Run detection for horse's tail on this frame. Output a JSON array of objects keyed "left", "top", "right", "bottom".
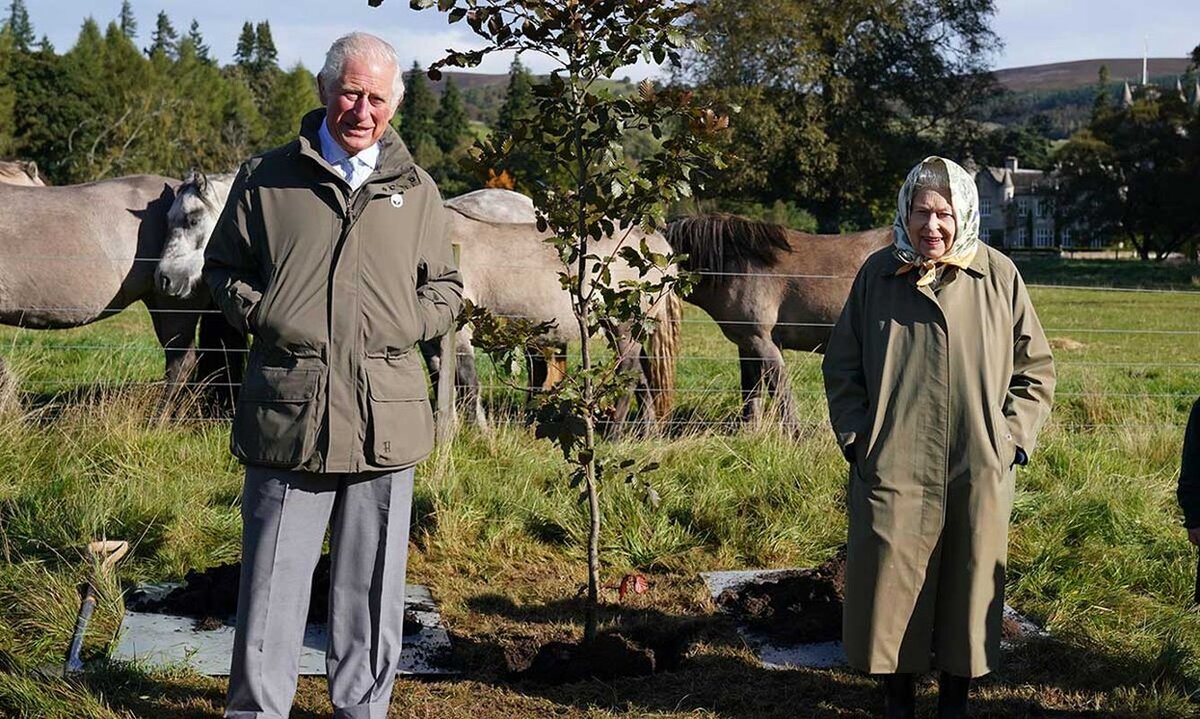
[{"left": 646, "top": 291, "right": 681, "bottom": 419}]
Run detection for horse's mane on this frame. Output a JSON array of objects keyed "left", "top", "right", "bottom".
[{"left": 665, "top": 213, "right": 792, "bottom": 278}]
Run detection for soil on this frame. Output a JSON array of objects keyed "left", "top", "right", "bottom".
[
  {"left": 508, "top": 620, "right": 705, "bottom": 684},
  {"left": 715, "top": 549, "right": 847, "bottom": 645},
  {"left": 131, "top": 555, "right": 423, "bottom": 635},
  {"left": 715, "top": 548, "right": 1035, "bottom": 645}
]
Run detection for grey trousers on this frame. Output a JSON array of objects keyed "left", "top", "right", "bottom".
[{"left": 225, "top": 466, "right": 415, "bottom": 719}]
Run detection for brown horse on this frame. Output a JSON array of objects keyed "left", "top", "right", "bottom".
[{"left": 665, "top": 214, "right": 892, "bottom": 425}]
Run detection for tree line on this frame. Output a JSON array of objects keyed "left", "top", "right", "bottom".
[
  {"left": 3, "top": 0, "right": 1198, "bottom": 255},
  {"left": 0, "top": 0, "right": 482, "bottom": 191}
]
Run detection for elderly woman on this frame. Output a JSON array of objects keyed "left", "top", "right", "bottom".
[{"left": 822, "top": 156, "right": 1055, "bottom": 718}]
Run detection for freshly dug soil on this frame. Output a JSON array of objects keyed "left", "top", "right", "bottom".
[
  {"left": 715, "top": 549, "right": 1034, "bottom": 645},
  {"left": 715, "top": 549, "right": 847, "bottom": 645},
  {"left": 133, "top": 555, "right": 423, "bottom": 634},
  {"left": 510, "top": 620, "right": 704, "bottom": 684}
]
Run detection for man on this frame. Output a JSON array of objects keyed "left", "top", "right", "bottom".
[
  {"left": 203, "top": 32, "right": 462, "bottom": 719},
  {"left": 823, "top": 157, "right": 1055, "bottom": 718}
]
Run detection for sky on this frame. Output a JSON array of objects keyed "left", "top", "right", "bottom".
[{"left": 23, "top": 0, "right": 1200, "bottom": 81}]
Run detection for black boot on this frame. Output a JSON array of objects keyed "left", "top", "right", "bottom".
[
  {"left": 883, "top": 672, "right": 915, "bottom": 719},
  {"left": 937, "top": 671, "right": 971, "bottom": 719}
]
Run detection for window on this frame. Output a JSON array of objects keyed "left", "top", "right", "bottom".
[
  {"left": 1035, "top": 226, "right": 1053, "bottom": 247},
  {"left": 980, "top": 197, "right": 992, "bottom": 218},
  {"left": 1015, "top": 227, "right": 1028, "bottom": 246},
  {"left": 1017, "top": 197, "right": 1031, "bottom": 217},
  {"left": 1060, "top": 227, "right": 1072, "bottom": 247},
  {"left": 1036, "top": 197, "right": 1050, "bottom": 218}
]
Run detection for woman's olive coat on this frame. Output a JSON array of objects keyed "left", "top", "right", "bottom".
[{"left": 822, "top": 243, "right": 1055, "bottom": 677}]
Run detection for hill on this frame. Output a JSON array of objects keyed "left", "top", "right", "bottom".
[{"left": 995, "top": 57, "right": 1193, "bottom": 92}]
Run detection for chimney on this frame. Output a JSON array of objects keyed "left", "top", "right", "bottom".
[{"left": 1004, "top": 156, "right": 1018, "bottom": 174}]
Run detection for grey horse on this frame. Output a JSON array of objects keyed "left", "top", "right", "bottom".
[{"left": 0, "top": 176, "right": 216, "bottom": 390}]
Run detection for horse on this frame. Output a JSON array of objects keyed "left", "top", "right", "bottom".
[
  {"left": 0, "top": 176, "right": 218, "bottom": 391},
  {"left": 0, "top": 159, "right": 45, "bottom": 187},
  {"left": 151, "top": 171, "right": 245, "bottom": 407},
  {"left": 665, "top": 214, "right": 892, "bottom": 425},
  {"left": 157, "top": 181, "right": 680, "bottom": 431}
]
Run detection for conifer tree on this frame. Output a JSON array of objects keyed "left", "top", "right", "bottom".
[
  {"left": 187, "top": 19, "right": 210, "bottom": 64},
  {"left": 4, "top": 0, "right": 33, "bottom": 52},
  {"left": 147, "top": 11, "right": 178, "bottom": 60},
  {"left": 253, "top": 21, "right": 278, "bottom": 73},
  {"left": 118, "top": 0, "right": 136, "bottom": 40},
  {"left": 399, "top": 60, "right": 437, "bottom": 149},
  {"left": 234, "top": 21, "right": 255, "bottom": 68},
  {"left": 433, "top": 76, "right": 468, "bottom": 152}
]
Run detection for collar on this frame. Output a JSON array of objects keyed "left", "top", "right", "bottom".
[
  {"left": 317, "top": 116, "right": 380, "bottom": 174},
  {"left": 880, "top": 242, "right": 991, "bottom": 279}
]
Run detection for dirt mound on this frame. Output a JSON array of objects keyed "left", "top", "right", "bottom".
[
  {"left": 715, "top": 549, "right": 846, "bottom": 644},
  {"left": 715, "top": 549, "right": 1034, "bottom": 645},
  {"left": 133, "top": 555, "right": 421, "bottom": 634},
  {"left": 508, "top": 619, "right": 704, "bottom": 684}
]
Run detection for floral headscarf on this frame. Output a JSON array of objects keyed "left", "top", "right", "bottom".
[{"left": 893, "top": 156, "right": 980, "bottom": 287}]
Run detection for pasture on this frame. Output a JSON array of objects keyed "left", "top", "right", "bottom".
[{"left": 1, "top": 258, "right": 1200, "bottom": 718}]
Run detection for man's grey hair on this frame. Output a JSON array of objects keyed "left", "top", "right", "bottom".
[
  {"left": 319, "top": 32, "right": 406, "bottom": 108},
  {"left": 910, "top": 158, "right": 952, "bottom": 200}
]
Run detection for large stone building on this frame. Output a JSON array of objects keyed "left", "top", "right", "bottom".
[{"left": 969, "top": 156, "right": 1080, "bottom": 250}]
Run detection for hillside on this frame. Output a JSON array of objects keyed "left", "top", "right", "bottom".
[{"left": 995, "top": 57, "right": 1193, "bottom": 92}]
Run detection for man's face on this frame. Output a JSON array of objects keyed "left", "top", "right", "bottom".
[
  {"left": 320, "top": 56, "right": 397, "bottom": 155},
  {"left": 906, "top": 188, "right": 957, "bottom": 260}
]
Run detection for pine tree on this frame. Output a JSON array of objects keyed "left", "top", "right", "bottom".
[
  {"left": 5, "top": 0, "right": 34, "bottom": 52},
  {"left": 253, "top": 21, "right": 278, "bottom": 73},
  {"left": 234, "top": 21, "right": 255, "bottom": 68},
  {"left": 118, "top": 0, "right": 136, "bottom": 40},
  {"left": 434, "top": 76, "right": 468, "bottom": 153},
  {"left": 495, "top": 57, "right": 535, "bottom": 137},
  {"left": 0, "top": 24, "right": 14, "bottom": 155},
  {"left": 399, "top": 60, "right": 437, "bottom": 149},
  {"left": 264, "top": 64, "right": 319, "bottom": 147},
  {"left": 146, "top": 11, "right": 178, "bottom": 60},
  {"left": 35, "top": 33, "right": 51, "bottom": 53},
  {"left": 187, "top": 19, "right": 210, "bottom": 64}
]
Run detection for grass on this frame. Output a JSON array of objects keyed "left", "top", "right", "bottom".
[{"left": 1, "top": 264, "right": 1200, "bottom": 717}]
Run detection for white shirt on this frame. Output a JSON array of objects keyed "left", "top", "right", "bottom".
[{"left": 318, "top": 119, "right": 380, "bottom": 192}]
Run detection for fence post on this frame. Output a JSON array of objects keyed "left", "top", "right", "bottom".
[{"left": 435, "top": 242, "right": 461, "bottom": 446}]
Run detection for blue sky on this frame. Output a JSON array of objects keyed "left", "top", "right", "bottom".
[{"left": 25, "top": 1, "right": 1200, "bottom": 79}]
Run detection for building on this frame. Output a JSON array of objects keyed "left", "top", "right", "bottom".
[{"left": 970, "top": 156, "right": 1081, "bottom": 250}]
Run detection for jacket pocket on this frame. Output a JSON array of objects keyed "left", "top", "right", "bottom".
[
  {"left": 365, "top": 356, "right": 434, "bottom": 468},
  {"left": 992, "top": 405, "right": 1016, "bottom": 468},
  {"left": 231, "top": 366, "right": 322, "bottom": 467}
]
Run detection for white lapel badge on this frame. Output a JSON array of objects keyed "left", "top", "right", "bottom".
[{"left": 390, "top": 193, "right": 405, "bottom": 208}]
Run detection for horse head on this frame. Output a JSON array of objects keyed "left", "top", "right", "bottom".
[
  {"left": 0, "top": 159, "right": 45, "bottom": 186},
  {"left": 156, "top": 170, "right": 234, "bottom": 299}
]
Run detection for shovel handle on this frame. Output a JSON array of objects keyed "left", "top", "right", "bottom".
[{"left": 87, "top": 540, "right": 129, "bottom": 573}]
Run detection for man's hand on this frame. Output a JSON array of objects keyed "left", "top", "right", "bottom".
[{"left": 1188, "top": 527, "right": 1200, "bottom": 546}]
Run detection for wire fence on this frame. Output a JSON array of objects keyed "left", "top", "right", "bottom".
[{"left": 2, "top": 261, "right": 1199, "bottom": 435}]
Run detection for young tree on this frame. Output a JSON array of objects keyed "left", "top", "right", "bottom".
[
  {"left": 3, "top": 0, "right": 33, "bottom": 52},
  {"left": 118, "top": 0, "right": 137, "bottom": 40},
  {"left": 406, "top": 0, "right": 727, "bottom": 643},
  {"left": 433, "top": 76, "right": 468, "bottom": 152}
]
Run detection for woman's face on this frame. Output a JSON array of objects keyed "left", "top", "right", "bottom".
[{"left": 907, "top": 188, "right": 956, "bottom": 260}]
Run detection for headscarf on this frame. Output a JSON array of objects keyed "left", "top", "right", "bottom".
[{"left": 893, "top": 156, "right": 980, "bottom": 288}]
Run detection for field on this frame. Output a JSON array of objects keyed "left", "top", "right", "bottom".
[{"left": 1, "top": 256, "right": 1200, "bottom": 718}]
